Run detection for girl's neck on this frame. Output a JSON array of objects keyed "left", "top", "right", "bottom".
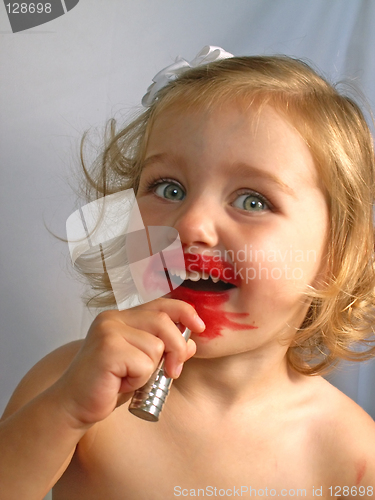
[{"left": 173, "top": 345, "right": 301, "bottom": 415}]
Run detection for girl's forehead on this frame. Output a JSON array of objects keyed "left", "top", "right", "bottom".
[
  {"left": 148, "top": 99, "right": 302, "bottom": 148},
  {"left": 144, "top": 101, "right": 320, "bottom": 191}
]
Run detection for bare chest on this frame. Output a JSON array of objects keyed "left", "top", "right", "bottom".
[{"left": 52, "top": 406, "right": 331, "bottom": 500}]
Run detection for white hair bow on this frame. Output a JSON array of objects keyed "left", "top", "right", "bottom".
[{"left": 142, "top": 45, "right": 234, "bottom": 107}]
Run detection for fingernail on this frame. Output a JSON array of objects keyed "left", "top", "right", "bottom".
[
  {"left": 174, "top": 363, "right": 184, "bottom": 378},
  {"left": 196, "top": 315, "right": 206, "bottom": 329}
]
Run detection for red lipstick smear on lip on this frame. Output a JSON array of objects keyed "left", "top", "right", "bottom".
[{"left": 169, "top": 287, "right": 257, "bottom": 340}]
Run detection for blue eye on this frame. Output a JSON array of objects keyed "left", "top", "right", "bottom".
[
  {"left": 154, "top": 182, "right": 185, "bottom": 201},
  {"left": 233, "top": 193, "right": 269, "bottom": 212}
]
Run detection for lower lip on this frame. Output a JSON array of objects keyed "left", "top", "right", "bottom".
[{"left": 169, "top": 286, "right": 256, "bottom": 339}]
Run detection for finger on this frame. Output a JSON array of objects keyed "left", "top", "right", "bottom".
[
  {"left": 118, "top": 316, "right": 193, "bottom": 380},
  {"left": 119, "top": 314, "right": 196, "bottom": 379},
  {"left": 186, "top": 338, "right": 197, "bottom": 359},
  {"left": 110, "top": 338, "right": 162, "bottom": 394},
  {"left": 115, "top": 324, "right": 166, "bottom": 366},
  {"left": 126, "top": 298, "right": 206, "bottom": 334},
  {"left": 93, "top": 301, "right": 203, "bottom": 379},
  {"left": 164, "top": 338, "right": 197, "bottom": 380},
  {"left": 120, "top": 310, "right": 191, "bottom": 376},
  {"left": 87, "top": 313, "right": 165, "bottom": 367}
]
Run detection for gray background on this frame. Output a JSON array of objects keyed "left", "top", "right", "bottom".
[{"left": 1, "top": 1, "right": 374, "bottom": 498}]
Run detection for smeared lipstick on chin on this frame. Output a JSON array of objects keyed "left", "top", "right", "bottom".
[
  {"left": 169, "top": 253, "right": 257, "bottom": 339},
  {"left": 169, "top": 287, "right": 256, "bottom": 339}
]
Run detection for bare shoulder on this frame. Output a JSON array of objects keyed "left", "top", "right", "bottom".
[
  {"left": 1, "top": 340, "right": 84, "bottom": 420},
  {"left": 308, "top": 376, "right": 375, "bottom": 488}
]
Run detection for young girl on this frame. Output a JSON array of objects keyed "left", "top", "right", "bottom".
[{"left": 1, "top": 46, "right": 375, "bottom": 499}]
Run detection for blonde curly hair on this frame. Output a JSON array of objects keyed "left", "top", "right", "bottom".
[{"left": 79, "top": 55, "right": 375, "bottom": 375}]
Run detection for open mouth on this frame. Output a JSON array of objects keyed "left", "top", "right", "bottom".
[
  {"left": 168, "top": 269, "right": 236, "bottom": 292},
  {"left": 181, "top": 278, "right": 235, "bottom": 292}
]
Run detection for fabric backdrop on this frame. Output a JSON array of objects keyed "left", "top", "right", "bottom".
[{"left": 1, "top": 0, "right": 374, "bottom": 469}]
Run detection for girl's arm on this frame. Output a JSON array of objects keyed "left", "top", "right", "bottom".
[
  {"left": 0, "top": 341, "right": 87, "bottom": 500},
  {"left": 0, "top": 300, "right": 202, "bottom": 500}
]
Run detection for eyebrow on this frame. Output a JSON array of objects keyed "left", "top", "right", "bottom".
[
  {"left": 142, "top": 154, "right": 178, "bottom": 170},
  {"left": 229, "top": 162, "right": 296, "bottom": 198},
  {"left": 142, "top": 154, "right": 296, "bottom": 198}
]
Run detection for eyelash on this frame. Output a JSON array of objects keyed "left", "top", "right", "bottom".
[
  {"left": 145, "top": 177, "right": 180, "bottom": 192},
  {"left": 144, "top": 177, "right": 273, "bottom": 212}
]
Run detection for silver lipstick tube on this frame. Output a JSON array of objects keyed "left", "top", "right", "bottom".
[{"left": 128, "top": 327, "right": 191, "bottom": 422}]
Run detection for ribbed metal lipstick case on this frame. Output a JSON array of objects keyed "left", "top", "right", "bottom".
[{"left": 128, "top": 327, "right": 191, "bottom": 422}]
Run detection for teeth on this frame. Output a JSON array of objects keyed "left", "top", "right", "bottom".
[
  {"left": 169, "top": 269, "right": 187, "bottom": 279},
  {"left": 169, "top": 268, "right": 228, "bottom": 283},
  {"left": 187, "top": 271, "right": 200, "bottom": 281},
  {"left": 178, "top": 269, "right": 187, "bottom": 279}
]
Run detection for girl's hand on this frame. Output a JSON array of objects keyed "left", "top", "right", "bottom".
[{"left": 55, "top": 298, "right": 204, "bottom": 427}]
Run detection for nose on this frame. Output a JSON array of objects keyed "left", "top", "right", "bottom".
[{"left": 172, "top": 196, "right": 219, "bottom": 250}]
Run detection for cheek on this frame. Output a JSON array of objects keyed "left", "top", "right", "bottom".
[
  {"left": 239, "top": 260, "right": 312, "bottom": 296},
  {"left": 136, "top": 197, "right": 162, "bottom": 226},
  {"left": 236, "top": 255, "right": 315, "bottom": 332},
  {"left": 235, "top": 231, "right": 327, "bottom": 299}
]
